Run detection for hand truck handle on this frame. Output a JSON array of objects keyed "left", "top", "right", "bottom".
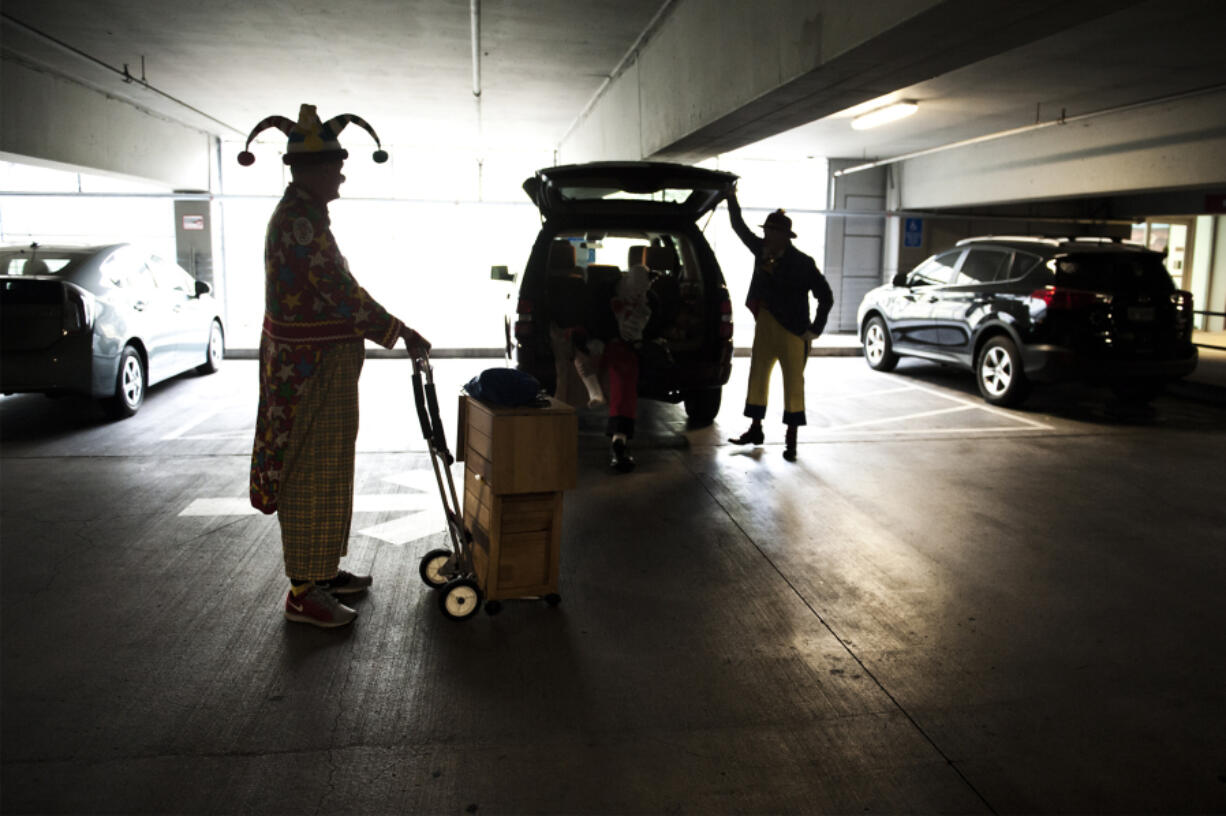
[{"left": 410, "top": 354, "right": 454, "bottom": 466}]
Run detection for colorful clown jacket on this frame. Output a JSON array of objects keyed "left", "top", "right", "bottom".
[{"left": 249, "top": 182, "right": 402, "bottom": 513}]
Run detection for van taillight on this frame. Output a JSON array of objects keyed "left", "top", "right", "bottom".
[
  {"left": 1030, "top": 286, "right": 1103, "bottom": 310},
  {"left": 718, "top": 295, "right": 733, "bottom": 339},
  {"left": 514, "top": 297, "right": 533, "bottom": 339}
]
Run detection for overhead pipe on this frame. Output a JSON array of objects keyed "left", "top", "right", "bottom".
[
  {"left": 832, "top": 82, "right": 1226, "bottom": 177},
  {"left": 470, "top": 0, "right": 481, "bottom": 97}
]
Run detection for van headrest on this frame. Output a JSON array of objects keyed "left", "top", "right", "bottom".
[{"left": 548, "top": 240, "right": 576, "bottom": 274}]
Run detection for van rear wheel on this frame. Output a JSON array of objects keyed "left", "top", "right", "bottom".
[{"left": 683, "top": 387, "right": 721, "bottom": 428}]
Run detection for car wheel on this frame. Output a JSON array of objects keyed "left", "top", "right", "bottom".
[
  {"left": 197, "top": 320, "right": 224, "bottom": 374},
  {"left": 106, "top": 346, "right": 145, "bottom": 419},
  {"left": 683, "top": 387, "right": 722, "bottom": 428},
  {"left": 863, "top": 316, "right": 899, "bottom": 372},
  {"left": 976, "top": 336, "right": 1030, "bottom": 406}
]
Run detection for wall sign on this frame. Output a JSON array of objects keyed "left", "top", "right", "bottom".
[
  {"left": 903, "top": 217, "right": 923, "bottom": 248},
  {"left": 182, "top": 215, "right": 205, "bottom": 231}
]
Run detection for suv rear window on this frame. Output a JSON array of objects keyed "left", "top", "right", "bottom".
[
  {"left": 557, "top": 186, "right": 698, "bottom": 205},
  {"left": 1054, "top": 253, "right": 1174, "bottom": 295}
]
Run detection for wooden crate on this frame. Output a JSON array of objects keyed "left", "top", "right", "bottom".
[
  {"left": 457, "top": 395, "right": 577, "bottom": 494},
  {"left": 457, "top": 395, "right": 576, "bottom": 601}
]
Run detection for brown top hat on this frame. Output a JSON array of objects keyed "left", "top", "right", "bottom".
[{"left": 761, "top": 209, "right": 796, "bottom": 238}]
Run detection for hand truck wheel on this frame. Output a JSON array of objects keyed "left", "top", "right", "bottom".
[
  {"left": 439, "top": 577, "right": 482, "bottom": 621},
  {"left": 419, "top": 548, "right": 453, "bottom": 589},
  {"left": 544, "top": 593, "right": 561, "bottom": 607}
]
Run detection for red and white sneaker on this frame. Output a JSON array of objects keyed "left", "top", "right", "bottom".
[{"left": 283, "top": 585, "right": 358, "bottom": 628}]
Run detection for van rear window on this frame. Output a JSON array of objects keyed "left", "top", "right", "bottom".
[{"left": 1053, "top": 253, "right": 1174, "bottom": 295}]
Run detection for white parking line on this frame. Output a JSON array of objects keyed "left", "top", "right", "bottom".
[
  {"left": 810, "top": 385, "right": 916, "bottom": 402},
  {"left": 899, "top": 380, "right": 1054, "bottom": 430},
  {"left": 161, "top": 404, "right": 243, "bottom": 441},
  {"left": 819, "top": 404, "right": 975, "bottom": 431}
]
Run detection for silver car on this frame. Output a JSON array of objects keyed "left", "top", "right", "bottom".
[{"left": 1, "top": 243, "right": 224, "bottom": 418}]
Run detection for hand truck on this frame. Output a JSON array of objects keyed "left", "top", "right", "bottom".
[{"left": 411, "top": 354, "right": 484, "bottom": 621}]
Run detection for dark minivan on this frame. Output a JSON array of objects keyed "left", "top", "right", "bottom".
[
  {"left": 510, "top": 161, "right": 737, "bottom": 425},
  {"left": 856, "top": 236, "right": 1197, "bottom": 406}
]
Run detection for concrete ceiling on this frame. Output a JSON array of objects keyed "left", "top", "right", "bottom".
[
  {"left": 2, "top": 0, "right": 1225, "bottom": 169},
  {"left": 0, "top": 0, "right": 665, "bottom": 158},
  {"left": 726, "top": 0, "right": 1226, "bottom": 164}
]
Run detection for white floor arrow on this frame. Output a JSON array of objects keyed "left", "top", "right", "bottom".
[{"left": 178, "top": 467, "right": 461, "bottom": 547}]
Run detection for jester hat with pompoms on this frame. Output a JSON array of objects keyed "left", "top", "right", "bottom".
[{"left": 236, "top": 103, "right": 388, "bottom": 167}]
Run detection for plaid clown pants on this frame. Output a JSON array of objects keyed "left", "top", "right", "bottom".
[{"left": 278, "top": 342, "right": 364, "bottom": 581}]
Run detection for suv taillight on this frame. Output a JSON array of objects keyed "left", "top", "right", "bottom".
[
  {"left": 718, "top": 295, "right": 733, "bottom": 339},
  {"left": 514, "top": 297, "right": 533, "bottom": 339},
  {"left": 62, "top": 283, "right": 96, "bottom": 333},
  {"left": 1029, "top": 286, "right": 1104, "bottom": 310},
  {"left": 1172, "top": 290, "right": 1193, "bottom": 335}
]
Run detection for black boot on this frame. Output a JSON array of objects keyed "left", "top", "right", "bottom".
[
  {"left": 610, "top": 438, "right": 636, "bottom": 472},
  {"left": 783, "top": 425, "right": 798, "bottom": 461},
  {"left": 728, "top": 421, "right": 764, "bottom": 446}
]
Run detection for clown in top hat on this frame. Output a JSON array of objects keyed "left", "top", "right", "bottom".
[
  {"left": 724, "top": 186, "right": 834, "bottom": 463},
  {"left": 240, "top": 103, "right": 430, "bottom": 630}
]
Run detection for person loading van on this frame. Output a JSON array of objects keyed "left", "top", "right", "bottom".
[{"left": 726, "top": 189, "right": 833, "bottom": 461}]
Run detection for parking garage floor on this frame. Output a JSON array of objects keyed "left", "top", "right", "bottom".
[{"left": 3, "top": 353, "right": 1225, "bottom": 815}]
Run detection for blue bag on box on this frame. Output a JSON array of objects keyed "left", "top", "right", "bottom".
[{"left": 464, "top": 368, "right": 548, "bottom": 406}]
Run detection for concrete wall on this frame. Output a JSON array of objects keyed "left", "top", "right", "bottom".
[
  {"left": 2, "top": 54, "right": 213, "bottom": 191},
  {"left": 895, "top": 89, "right": 1226, "bottom": 211},
  {"left": 1203, "top": 216, "right": 1226, "bottom": 332}
]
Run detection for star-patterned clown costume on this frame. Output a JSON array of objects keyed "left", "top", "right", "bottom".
[{"left": 249, "top": 181, "right": 402, "bottom": 526}]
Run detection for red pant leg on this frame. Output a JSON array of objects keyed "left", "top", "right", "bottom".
[{"left": 603, "top": 339, "right": 639, "bottom": 422}]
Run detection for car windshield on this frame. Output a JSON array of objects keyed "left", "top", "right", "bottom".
[
  {"left": 0, "top": 253, "right": 78, "bottom": 276},
  {"left": 1053, "top": 253, "right": 1175, "bottom": 295}
]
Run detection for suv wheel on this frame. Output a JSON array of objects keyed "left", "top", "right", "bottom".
[
  {"left": 863, "top": 316, "right": 898, "bottom": 372},
  {"left": 683, "top": 387, "right": 722, "bottom": 428},
  {"left": 977, "top": 336, "right": 1029, "bottom": 406}
]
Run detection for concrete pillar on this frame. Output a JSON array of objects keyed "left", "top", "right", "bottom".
[{"left": 824, "top": 160, "right": 886, "bottom": 332}]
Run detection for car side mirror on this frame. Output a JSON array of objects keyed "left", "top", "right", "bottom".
[
  {"left": 490, "top": 265, "right": 515, "bottom": 282},
  {"left": 892, "top": 272, "right": 909, "bottom": 287},
  {"left": 195, "top": 280, "right": 212, "bottom": 297}
]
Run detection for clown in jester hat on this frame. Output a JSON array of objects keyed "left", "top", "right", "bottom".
[{"left": 239, "top": 103, "right": 430, "bottom": 629}]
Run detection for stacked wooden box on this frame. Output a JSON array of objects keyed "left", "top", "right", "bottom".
[{"left": 456, "top": 395, "right": 577, "bottom": 602}]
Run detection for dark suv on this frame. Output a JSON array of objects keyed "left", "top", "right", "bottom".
[
  {"left": 509, "top": 162, "right": 737, "bottom": 425},
  {"left": 856, "top": 236, "right": 1197, "bottom": 406}
]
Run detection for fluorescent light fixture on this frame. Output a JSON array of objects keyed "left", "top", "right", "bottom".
[{"left": 851, "top": 101, "right": 918, "bottom": 130}]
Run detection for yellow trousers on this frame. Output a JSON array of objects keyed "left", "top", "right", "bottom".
[{"left": 744, "top": 308, "right": 808, "bottom": 426}]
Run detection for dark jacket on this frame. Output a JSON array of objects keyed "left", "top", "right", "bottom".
[{"left": 729, "top": 198, "right": 834, "bottom": 338}]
